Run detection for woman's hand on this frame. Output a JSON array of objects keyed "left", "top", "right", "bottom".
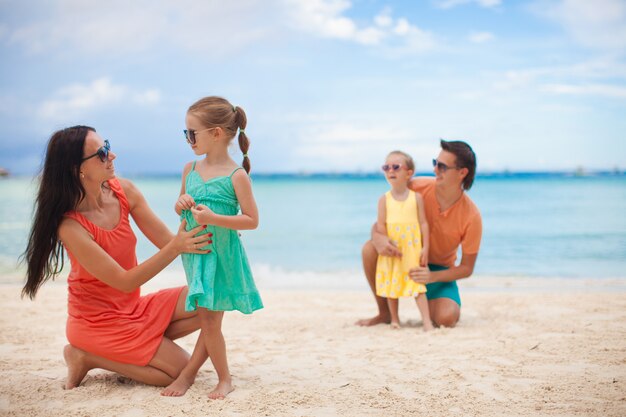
[
  {"left": 175, "top": 193, "right": 196, "bottom": 212},
  {"left": 190, "top": 204, "right": 215, "bottom": 226},
  {"left": 174, "top": 219, "right": 212, "bottom": 254}
]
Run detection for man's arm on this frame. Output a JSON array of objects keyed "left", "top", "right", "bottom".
[{"left": 371, "top": 195, "right": 402, "bottom": 258}]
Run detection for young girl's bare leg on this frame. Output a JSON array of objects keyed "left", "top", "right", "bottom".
[
  {"left": 197, "top": 309, "right": 234, "bottom": 399},
  {"left": 415, "top": 293, "right": 434, "bottom": 331},
  {"left": 161, "top": 330, "right": 209, "bottom": 396},
  {"left": 387, "top": 298, "right": 401, "bottom": 329}
]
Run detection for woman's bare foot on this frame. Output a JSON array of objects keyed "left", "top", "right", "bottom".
[
  {"left": 161, "top": 374, "right": 195, "bottom": 397},
  {"left": 355, "top": 314, "right": 391, "bottom": 327},
  {"left": 208, "top": 379, "right": 234, "bottom": 400},
  {"left": 390, "top": 321, "right": 401, "bottom": 329},
  {"left": 63, "top": 344, "right": 90, "bottom": 389}
]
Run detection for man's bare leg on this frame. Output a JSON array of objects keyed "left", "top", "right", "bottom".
[
  {"left": 356, "top": 240, "right": 391, "bottom": 326},
  {"left": 428, "top": 298, "right": 460, "bottom": 328}
]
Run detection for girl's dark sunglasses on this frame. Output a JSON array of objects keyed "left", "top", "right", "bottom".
[
  {"left": 82, "top": 140, "right": 110, "bottom": 162},
  {"left": 382, "top": 164, "right": 404, "bottom": 172},
  {"left": 183, "top": 127, "right": 216, "bottom": 145}
]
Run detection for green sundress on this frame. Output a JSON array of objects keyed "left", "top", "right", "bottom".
[{"left": 181, "top": 162, "right": 263, "bottom": 314}]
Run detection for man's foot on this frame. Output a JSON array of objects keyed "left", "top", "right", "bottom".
[
  {"left": 208, "top": 379, "right": 234, "bottom": 400},
  {"left": 161, "top": 374, "right": 194, "bottom": 397},
  {"left": 63, "top": 345, "right": 90, "bottom": 390},
  {"left": 355, "top": 314, "right": 391, "bottom": 327}
]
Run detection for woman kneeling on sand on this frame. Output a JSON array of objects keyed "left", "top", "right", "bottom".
[{"left": 22, "top": 126, "right": 211, "bottom": 389}]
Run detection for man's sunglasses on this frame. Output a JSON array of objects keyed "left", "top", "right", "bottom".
[
  {"left": 82, "top": 140, "right": 111, "bottom": 162},
  {"left": 432, "top": 158, "right": 459, "bottom": 173},
  {"left": 184, "top": 127, "right": 216, "bottom": 145},
  {"left": 382, "top": 164, "right": 405, "bottom": 172}
]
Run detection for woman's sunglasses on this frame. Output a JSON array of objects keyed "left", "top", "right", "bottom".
[
  {"left": 183, "top": 127, "right": 216, "bottom": 145},
  {"left": 82, "top": 140, "right": 110, "bottom": 162},
  {"left": 432, "top": 158, "right": 459, "bottom": 173},
  {"left": 382, "top": 164, "right": 404, "bottom": 172}
]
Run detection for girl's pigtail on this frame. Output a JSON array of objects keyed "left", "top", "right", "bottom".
[{"left": 234, "top": 106, "right": 251, "bottom": 173}]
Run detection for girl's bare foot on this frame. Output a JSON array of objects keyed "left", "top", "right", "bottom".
[
  {"left": 423, "top": 321, "right": 435, "bottom": 332},
  {"left": 208, "top": 379, "right": 234, "bottom": 400},
  {"left": 390, "top": 321, "right": 401, "bottom": 329},
  {"left": 63, "top": 345, "right": 90, "bottom": 389},
  {"left": 161, "top": 374, "right": 195, "bottom": 397}
]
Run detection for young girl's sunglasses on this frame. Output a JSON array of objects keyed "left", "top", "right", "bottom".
[
  {"left": 82, "top": 140, "right": 110, "bottom": 162},
  {"left": 184, "top": 127, "right": 216, "bottom": 145},
  {"left": 382, "top": 164, "right": 404, "bottom": 172}
]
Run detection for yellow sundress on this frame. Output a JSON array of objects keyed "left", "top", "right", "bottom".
[{"left": 375, "top": 190, "right": 427, "bottom": 299}]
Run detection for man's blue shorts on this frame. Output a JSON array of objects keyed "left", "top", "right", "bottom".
[{"left": 425, "top": 264, "right": 461, "bottom": 307}]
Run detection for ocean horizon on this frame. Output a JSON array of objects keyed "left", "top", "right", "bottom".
[{"left": 2, "top": 172, "right": 625, "bottom": 287}]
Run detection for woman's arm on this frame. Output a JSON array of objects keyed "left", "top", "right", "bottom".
[
  {"left": 59, "top": 217, "right": 209, "bottom": 293},
  {"left": 120, "top": 178, "right": 173, "bottom": 250},
  {"left": 191, "top": 169, "right": 259, "bottom": 230}
]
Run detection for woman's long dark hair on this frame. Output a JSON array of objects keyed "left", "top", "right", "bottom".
[{"left": 21, "top": 126, "right": 95, "bottom": 299}]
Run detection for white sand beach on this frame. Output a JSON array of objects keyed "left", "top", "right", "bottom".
[{"left": 1, "top": 276, "right": 625, "bottom": 416}]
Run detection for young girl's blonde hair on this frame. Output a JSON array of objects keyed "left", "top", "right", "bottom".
[
  {"left": 188, "top": 96, "right": 251, "bottom": 173},
  {"left": 387, "top": 150, "right": 415, "bottom": 172}
]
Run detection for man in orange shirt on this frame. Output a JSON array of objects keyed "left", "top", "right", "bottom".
[{"left": 357, "top": 140, "right": 482, "bottom": 328}]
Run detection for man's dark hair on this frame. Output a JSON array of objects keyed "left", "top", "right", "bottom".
[{"left": 441, "top": 139, "right": 476, "bottom": 190}]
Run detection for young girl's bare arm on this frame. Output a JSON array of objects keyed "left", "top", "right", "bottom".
[
  {"left": 175, "top": 162, "right": 195, "bottom": 216},
  {"left": 192, "top": 169, "right": 259, "bottom": 230},
  {"left": 376, "top": 194, "right": 387, "bottom": 235},
  {"left": 416, "top": 192, "right": 429, "bottom": 264}
]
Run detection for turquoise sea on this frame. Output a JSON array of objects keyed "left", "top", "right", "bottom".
[{"left": 1, "top": 173, "right": 625, "bottom": 286}]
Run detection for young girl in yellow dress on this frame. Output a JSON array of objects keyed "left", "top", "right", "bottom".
[{"left": 375, "top": 150, "right": 433, "bottom": 331}]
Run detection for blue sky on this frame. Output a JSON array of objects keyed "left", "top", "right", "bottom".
[{"left": 1, "top": 0, "right": 625, "bottom": 175}]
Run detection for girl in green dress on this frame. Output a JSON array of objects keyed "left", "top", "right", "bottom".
[{"left": 161, "top": 96, "right": 263, "bottom": 399}]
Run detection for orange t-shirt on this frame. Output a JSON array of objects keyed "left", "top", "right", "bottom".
[{"left": 409, "top": 177, "right": 482, "bottom": 268}]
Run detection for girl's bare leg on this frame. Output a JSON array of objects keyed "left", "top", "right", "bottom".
[
  {"left": 387, "top": 298, "right": 401, "bottom": 329},
  {"left": 161, "top": 330, "right": 209, "bottom": 396},
  {"left": 197, "top": 309, "right": 234, "bottom": 399},
  {"left": 416, "top": 294, "right": 434, "bottom": 331}
]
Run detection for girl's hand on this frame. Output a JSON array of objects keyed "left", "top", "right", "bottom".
[
  {"left": 176, "top": 194, "right": 196, "bottom": 212},
  {"left": 190, "top": 204, "right": 215, "bottom": 226},
  {"left": 174, "top": 219, "right": 212, "bottom": 254},
  {"left": 420, "top": 251, "right": 429, "bottom": 268}
]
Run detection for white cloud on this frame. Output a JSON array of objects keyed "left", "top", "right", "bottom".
[
  {"left": 39, "top": 78, "right": 161, "bottom": 121},
  {"left": 374, "top": 9, "right": 393, "bottom": 28},
  {"left": 285, "top": 0, "right": 435, "bottom": 52},
  {"left": 290, "top": 120, "right": 435, "bottom": 171},
  {"left": 541, "top": 83, "right": 626, "bottom": 98},
  {"left": 492, "top": 57, "right": 626, "bottom": 93},
  {"left": 469, "top": 31, "right": 495, "bottom": 43},
  {"left": 4, "top": 0, "right": 279, "bottom": 56},
  {"left": 533, "top": 0, "right": 626, "bottom": 50},
  {"left": 434, "top": 0, "right": 502, "bottom": 9}
]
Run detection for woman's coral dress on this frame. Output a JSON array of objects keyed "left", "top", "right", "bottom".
[{"left": 64, "top": 179, "right": 184, "bottom": 365}]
